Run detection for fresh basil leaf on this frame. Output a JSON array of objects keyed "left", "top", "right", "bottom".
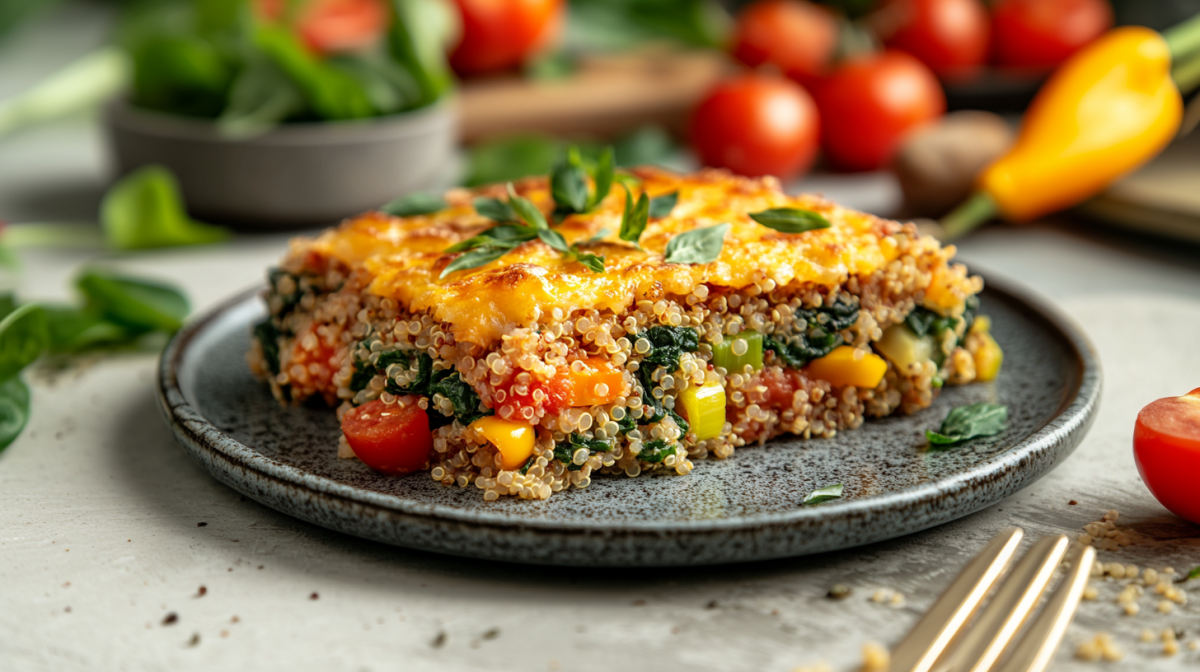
[
  {"left": 588, "top": 228, "right": 610, "bottom": 243},
  {"left": 538, "top": 227, "right": 569, "bottom": 253},
  {"left": 387, "top": 0, "right": 456, "bottom": 108},
  {"left": 506, "top": 184, "right": 548, "bottom": 230},
  {"left": 381, "top": 191, "right": 446, "bottom": 217},
  {"left": 255, "top": 24, "right": 375, "bottom": 120},
  {"left": 749, "top": 208, "right": 831, "bottom": 233},
  {"left": 0, "top": 375, "right": 31, "bottom": 453},
  {"left": 101, "top": 165, "right": 230, "bottom": 250},
  {"left": 613, "top": 172, "right": 642, "bottom": 189},
  {"left": 217, "top": 55, "right": 304, "bottom": 138},
  {"left": 440, "top": 245, "right": 510, "bottom": 279},
  {"left": 41, "top": 306, "right": 137, "bottom": 353},
  {"left": 0, "top": 304, "right": 48, "bottom": 380},
  {"left": 446, "top": 224, "right": 535, "bottom": 253},
  {"left": 76, "top": 269, "right": 190, "bottom": 333},
  {"left": 619, "top": 189, "right": 649, "bottom": 246},
  {"left": 664, "top": 223, "right": 729, "bottom": 264},
  {"left": 803, "top": 483, "right": 843, "bottom": 505},
  {"left": 474, "top": 197, "right": 518, "bottom": 223},
  {"left": 570, "top": 249, "right": 606, "bottom": 273},
  {"left": 550, "top": 148, "right": 589, "bottom": 214},
  {"left": 588, "top": 146, "right": 615, "bottom": 211},
  {"left": 926, "top": 403, "right": 1008, "bottom": 446},
  {"left": 649, "top": 191, "right": 678, "bottom": 219}
]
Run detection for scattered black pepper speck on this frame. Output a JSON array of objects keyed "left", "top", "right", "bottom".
[
  {"left": 197, "top": 522, "right": 207, "bottom": 528},
  {"left": 632, "top": 600, "right": 646, "bottom": 607},
  {"left": 231, "top": 616, "right": 240, "bottom": 623},
  {"left": 482, "top": 627, "right": 500, "bottom": 640},
  {"left": 197, "top": 586, "right": 207, "bottom": 597},
  {"left": 187, "top": 633, "right": 200, "bottom": 647},
  {"left": 705, "top": 600, "right": 718, "bottom": 609},
  {"left": 163, "top": 613, "right": 178, "bottom": 626},
  {"left": 257, "top": 565, "right": 264, "bottom": 570},
  {"left": 1069, "top": 500, "right": 1078, "bottom": 505},
  {"left": 64, "top": 606, "right": 71, "bottom": 613},
  {"left": 431, "top": 631, "right": 446, "bottom": 648},
  {"left": 310, "top": 592, "right": 319, "bottom": 600}
]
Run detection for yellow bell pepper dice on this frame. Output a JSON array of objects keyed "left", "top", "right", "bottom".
[
  {"left": 678, "top": 381, "right": 726, "bottom": 441},
  {"left": 974, "top": 333, "right": 1004, "bottom": 382},
  {"left": 980, "top": 26, "right": 1182, "bottom": 222},
  {"left": 470, "top": 416, "right": 535, "bottom": 470},
  {"left": 805, "top": 346, "right": 888, "bottom": 389}
]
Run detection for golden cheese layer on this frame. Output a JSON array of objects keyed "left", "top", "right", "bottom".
[{"left": 304, "top": 168, "right": 956, "bottom": 346}]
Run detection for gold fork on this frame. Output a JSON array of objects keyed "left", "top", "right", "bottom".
[{"left": 889, "top": 529, "right": 1097, "bottom": 672}]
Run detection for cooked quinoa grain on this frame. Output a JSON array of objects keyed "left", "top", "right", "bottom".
[{"left": 248, "top": 168, "right": 990, "bottom": 499}]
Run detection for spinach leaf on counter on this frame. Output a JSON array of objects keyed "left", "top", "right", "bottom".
[
  {"left": 926, "top": 403, "right": 1008, "bottom": 446},
  {"left": 0, "top": 376, "right": 31, "bottom": 453},
  {"left": 101, "top": 166, "right": 230, "bottom": 251}
]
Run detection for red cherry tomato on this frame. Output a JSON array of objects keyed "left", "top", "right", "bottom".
[
  {"left": 257, "top": 0, "right": 388, "bottom": 54},
  {"left": 813, "top": 50, "right": 945, "bottom": 172},
  {"left": 991, "top": 0, "right": 1112, "bottom": 71},
  {"left": 689, "top": 74, "right": 820, "bottom": 180},
  {"left": 730, "top": 0, "right": 838, "bottom": 88},
  {"left": 874, "top": 0, "right": 990, "bottom": 80},
  {"left": 1133, "top": 388, "right": 1200, "bottom": 525},
  {"left": 341, "top": 397, "right": 433, "bottom": 475},
  {"left": 449, "top": 0, "right": 564, "bottom": 76}
]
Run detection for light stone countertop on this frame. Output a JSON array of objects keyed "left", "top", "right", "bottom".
[{"left": 2, "top": 6, "right": 1200, "bottom": 672}]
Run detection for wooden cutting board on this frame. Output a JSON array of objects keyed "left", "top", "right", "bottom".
[{"left": 457, "top": 48, "right": 732, "bottom": 143}]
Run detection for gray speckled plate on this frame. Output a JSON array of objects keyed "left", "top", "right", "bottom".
[{"left": 157, "top": 276, "right": 1100, "bottom": 566}]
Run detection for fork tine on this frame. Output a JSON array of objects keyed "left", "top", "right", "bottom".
[
  {"left": 991, "top": 543, "right": 1097, "bottom": 672},
  {"left": 889, "top": 529, "right": 1024, "bottom": 672},
  {"left": 930, "top": 535, "right": 1069, "bottom": 672}
]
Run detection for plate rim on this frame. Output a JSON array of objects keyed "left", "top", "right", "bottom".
[{"left": 157, "top": 274, "right": 1101, "bottom": 548}]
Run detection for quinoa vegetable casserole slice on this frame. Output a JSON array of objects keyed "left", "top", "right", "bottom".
[{"left": 248, "top": 163, "right": 1003, "bottom": 501}]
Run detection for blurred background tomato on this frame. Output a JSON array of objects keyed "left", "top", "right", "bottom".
[{"left": 449, "top": 0, "right": 564, "bottom": 76}]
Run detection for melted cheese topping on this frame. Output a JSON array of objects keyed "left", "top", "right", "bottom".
[{"left": 307, "top": 168, "right": 910, "bottom": 346}]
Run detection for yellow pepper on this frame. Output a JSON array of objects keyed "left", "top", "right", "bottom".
[
  {"left": 942, "top": 26, "right": 1185, "bottom": 237},
  {"left": 805, "top": 346, "right": 888, "bottom": 389},
  {"left": 678, "top": 381, "right": 726, "bottom": 441},
  {"left": 470, "top": 416, "right": 535, "bottom": 470}
]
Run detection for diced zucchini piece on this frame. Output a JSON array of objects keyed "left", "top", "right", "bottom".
[
  {"left": 678, "top": 381, "right": 726, "bottom": 440},
  {"left": 712, "top": 330, "right": 763, "bottom": 372},
  {"left": 875, "top": 323, "right": 935, "bottom": 371}
]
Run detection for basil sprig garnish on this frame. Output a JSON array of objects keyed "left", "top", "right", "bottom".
[
  {"left": 749, "top": 207, "right": 831, "bottom": 233},
  {"left": 619, "top": 189, "right": 649, "bottom": 246},
  {"left": 803, "top": 483, "right": 843, "bottom": 505},
  {"left": 664, "top": 223, "right": 729, "bottom": 264},
  {"left": 443, "top": 183, "right": 605, "bottom": 278},
  {"left": 648, "top": 191, "right": 678, "bottom": 219},
  {"left": 550, "top": 146, "right": 614, "bottom": 219},
  {"left": 926, "top": 403, "right": 1008, "bottom": 446}
]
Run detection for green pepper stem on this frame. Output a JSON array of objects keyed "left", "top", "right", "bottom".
[
  {"left": 1164, "top": 12, "right": 1200, "bottom": 63},
  {"left": 939, "top": 192, "right": 999, "bottom": 241}
]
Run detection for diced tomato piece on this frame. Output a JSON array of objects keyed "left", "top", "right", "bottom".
[
  {"left": 496, "top": 373, "right": 571, "bottom": 421},
  {"left": 341, "top": 397, "right": 432, "bottom": 475},
  {"left": 754, "top": 367, "right": 806, "bottom": 409}
]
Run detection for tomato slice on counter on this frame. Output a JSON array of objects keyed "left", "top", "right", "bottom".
[
  {"left": 341, "top": 397, "right": 433, "bottom": 475},
  {"left": 1133, "top": 388, "right": 1200, "bottom": 525}
]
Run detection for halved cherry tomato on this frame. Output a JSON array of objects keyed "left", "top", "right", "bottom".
[
  {"left": 341, "top": 397, "right": 432, "bottom": 475},
  {"left": 1133, "top": 388, "right": 1200, "bottom": 525},
  {"left": 690, "top": 73, "right": 821, "bottom": 180},
  {"left": 991, "top": 0, "right": 1112, "bottom": 71},
  {"left": 873, "top": 0, "right": 990, "bottom": 80},
  {"left": 449, "top": 0, "right": 564, "bottom": 76},
  {"left": 257, "top": 0, "right": 388, "bottom": 55},
  {"left": 566, "top": 356, "right": 626, "bottom": 407},
  {"left": 814, "top": 50, "right": 945, "bottom": 171},
  {"left": 730, "top": 0, "right": 838, "bottom": 88}
]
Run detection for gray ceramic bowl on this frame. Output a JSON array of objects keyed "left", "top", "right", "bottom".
[{"left": 104, "top": 98, "right": 457, "bottom": 228}]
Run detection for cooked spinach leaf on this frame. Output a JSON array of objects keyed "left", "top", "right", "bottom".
[
  {"left": 638, "top": 439, "right": 677, "bottom": 463},
  {"left": 763, "top": 298, "right": 860, "bottom": 369},
  {"left": 254, "top": 319, "right": 282, "bottom": 375}
]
